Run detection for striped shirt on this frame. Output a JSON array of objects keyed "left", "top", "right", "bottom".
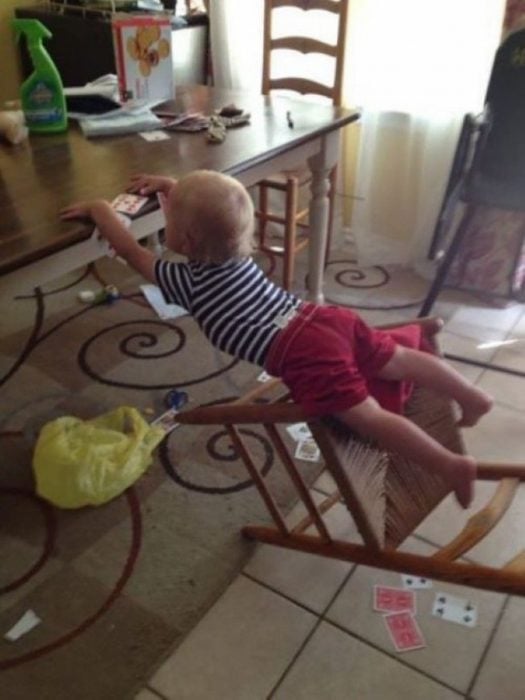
[{"left": 155, "top": 257, "right": 301, "bottom": 366}]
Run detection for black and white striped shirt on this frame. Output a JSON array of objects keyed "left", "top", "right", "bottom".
[{"left": 155, "top": 257, "right": 301, "bottom": 366}]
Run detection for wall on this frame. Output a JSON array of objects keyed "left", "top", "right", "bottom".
[{"left": 1, "top": 0, "right": 39, "bottom": 104}]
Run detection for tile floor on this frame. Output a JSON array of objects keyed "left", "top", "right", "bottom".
[{"left": 135, "top": 267, "right": 525, "bottom": 700}]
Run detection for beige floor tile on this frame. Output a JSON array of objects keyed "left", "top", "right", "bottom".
[
  {"left": 149, "top": 576, "right": 316, "bottom": 700},
  {"left": 439, "top": 328, "right": 502, "bottom": 365},
  {"left": 446, "top": 303, "right": 524, "bottom": 335},
  {"left": 462, "top": 401, "right": 525, "bottom": 460},
  {"left": 416, "top": 480, "right": 525, "bottom": 569},
  {"left": 477, "top": 367, "right": 525, "bottom": 412},
  {"left": 471, "top": 596, "right": 525, "bottom": 700},
  {"left": 244, "top": 501, "right": 356, "bottom": 613},
  {"left": 274, "top": 620, "right": 462, "bottom": 700},
  {"left": 326, "top": 538, "right": 506, "bottom": 693}
]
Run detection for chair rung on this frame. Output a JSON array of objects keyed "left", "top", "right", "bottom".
[
  {"left": 259, "top": 238, "right": 309, "bottom": 257},
  {"left": 292, "top": 489, "right": 342, "bottom": 534},
  {"left": 255, "top": 209, "right": 309, "bottom": 225}
]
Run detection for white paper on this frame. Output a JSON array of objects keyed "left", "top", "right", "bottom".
[
  {"left": 5, "top": 610, "right": 41, "bottom": 642},
  {"left": 139, "top": 130, "right": 170, "bottom": 141},
  {"left": 140, "top": 284, "right": 188, "bottom": 320}
]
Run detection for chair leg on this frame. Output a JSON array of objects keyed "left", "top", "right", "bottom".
[
  {"left": 283, "top": 178, "right": 299, "bottom": 290},
  {"left": 258, "top": 183, "right": 269, "bottom": 247},
  {"left": 419, "top": 203, "right": 477, "bottom": 318},
  {"left": 325, "top": 165, "right": 338, "bottom": 265}
]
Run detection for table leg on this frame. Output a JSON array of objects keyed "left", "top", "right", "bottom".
[{"left": 307, "top": 130, "right": 340, "bottom": 304}]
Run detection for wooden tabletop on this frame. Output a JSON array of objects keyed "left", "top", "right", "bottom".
[{"left": 0, "top": 85, "right": 359, "bottom": 277}]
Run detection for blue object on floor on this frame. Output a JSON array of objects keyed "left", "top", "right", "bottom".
[{"left": 164, "top": 389, "right": 188, "bottom": 410}]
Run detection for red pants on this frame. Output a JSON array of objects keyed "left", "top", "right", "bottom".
[{"left": 265, "top": 303, "right": 426, "bottom": 418}]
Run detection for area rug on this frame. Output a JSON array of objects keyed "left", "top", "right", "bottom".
[{"left": 0, "top": 258, "right": 323, "bottom": 700}]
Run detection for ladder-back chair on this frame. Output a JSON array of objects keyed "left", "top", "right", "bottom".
[
  {"left": 178, "top": 320, "right": 525, "bottom": 596},
  {"left": 256, "top": 0, "right": 349, "bottom": 290}
]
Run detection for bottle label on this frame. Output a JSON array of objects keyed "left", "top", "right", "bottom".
[{"left": 26, "top": 80, "right": 64, "bottom": 125}]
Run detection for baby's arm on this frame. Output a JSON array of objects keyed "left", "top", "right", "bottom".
[{"left": 60, "top": 200, "right": 156, "bottom": 283}]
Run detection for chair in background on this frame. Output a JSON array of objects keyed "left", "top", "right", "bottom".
[
  {"left": 256, "top": 0, "right": 349, "bottom": 290},
  {"left": 178, "top": 317, "right": 525, "bottom": 596},
  {"left": 419, "top": 26, "right": 525, "bottom": 318}
]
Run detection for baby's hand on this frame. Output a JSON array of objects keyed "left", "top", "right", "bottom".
[
  {"left": 127, "top": 173, "right": 177, "bottom": 196},
  {"left": 60, "top": 199, "right": 111, "bottom": 221}
]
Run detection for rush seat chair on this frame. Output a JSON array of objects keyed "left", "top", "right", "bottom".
[
  {"left": 178, "top": 318, "right": 525, "bottom": 596},
  {"left": 256, "top": 0, "right": 349, "bottom": 290}
]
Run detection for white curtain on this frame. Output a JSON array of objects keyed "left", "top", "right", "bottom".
[
  {"left": 209, "top": 0, "right": 506, "bottom": 266},
  {"left": 343, "top": 0, "right": 506, "bottom": 266},
  {"left": 208, "top": 0, "right": 264, "bottom": 90}
]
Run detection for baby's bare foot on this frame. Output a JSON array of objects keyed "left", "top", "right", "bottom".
[
  {"left": 444, "top": 454, "right": 477, "bottom": 509},
  {"left": 457, "top": 390, "right": 493, "bottom": 428}
]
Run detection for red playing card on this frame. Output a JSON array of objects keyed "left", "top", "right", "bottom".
[
  {"left": 384, "top": 612, "right": 426, "bottom": 652},
  {"left": 373, "top": 585, "right": 416, "bottom": 614}
]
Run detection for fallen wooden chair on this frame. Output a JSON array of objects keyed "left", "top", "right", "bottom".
[{"left": 177, "top": 320, "right": 525, "bottom": 596}]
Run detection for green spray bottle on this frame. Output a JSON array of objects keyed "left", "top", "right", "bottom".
[{"left": 12, "top": 18, "right": 67, "bottom": 134}]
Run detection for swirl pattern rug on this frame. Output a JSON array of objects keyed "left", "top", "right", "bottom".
[
  {"left": 0, "top": 257, "right": 327, "bottom": 700},
  {"left": 0, "top": 245, "right": 431, "bottom": 698}
]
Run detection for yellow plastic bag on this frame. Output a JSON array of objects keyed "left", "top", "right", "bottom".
[{"left": 32, "top": 406, "right": 165, "bottom": 508}]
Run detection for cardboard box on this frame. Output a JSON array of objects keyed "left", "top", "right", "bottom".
[{"left": 112, "top": 15, "right": 174, "bottom": 102}]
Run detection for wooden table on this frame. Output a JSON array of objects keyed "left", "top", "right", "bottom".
[{"left": 0, "top": 86, "right": 359, "bottom": 302}]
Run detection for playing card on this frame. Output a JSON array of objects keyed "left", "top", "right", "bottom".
[
  {"left": 150, "top": 408, "right": 180, "bottom": 435},
  {"left": 257, "top": 370, "right": 273, "bottom": 383},
  {"left": 286, "top": 422, "right": 312, "bottom": 442},
  {"left": 432, "top": 592, "right": 478, "bottom": 628},
  {"left": 139, "top": 130, "right": 170, "bottom": 142},
  {"left": 294, "top": 437, "right": 320, "bottom": 462},
  {"left": 401, "top": 574, "right": 433, "bottom": 590},
  {"left": 384, "top": 612, "right": 426, "bottom": 652},
  {"left": 373, "top": 585, "right": 416, "bottom": 614},
  {"left": 111, "top": 193, "right": 149, "bottom": 215}
]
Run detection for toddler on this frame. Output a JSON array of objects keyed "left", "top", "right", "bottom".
[{"left": 61, "top": 170, "right": 492, "bottom": 509}]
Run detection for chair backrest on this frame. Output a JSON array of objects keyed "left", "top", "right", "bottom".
[
  {"left": 177, "top": 379, "right": 463, "bottom": 551},
  {"left": 262, "top": 0, "right": 349, "bottom": 106}
]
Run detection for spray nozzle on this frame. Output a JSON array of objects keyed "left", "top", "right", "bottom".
[{"left": 12, "top": 18, "right": 52, "bottom": 44}]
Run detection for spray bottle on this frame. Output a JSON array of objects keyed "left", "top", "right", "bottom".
[{"left": 12, "top": 19, "right": 67, "bottom": 134}]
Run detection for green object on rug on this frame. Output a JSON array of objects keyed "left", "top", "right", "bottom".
[{"left": 33, "top": 406, "right": 165, "bottom": 508}]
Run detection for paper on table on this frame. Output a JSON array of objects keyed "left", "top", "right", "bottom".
[{"left": 140, "top": 284, "right": 188, "bottom": 320}]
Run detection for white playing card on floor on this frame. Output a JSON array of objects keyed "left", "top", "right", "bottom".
[
  {"left": 294, "top": 437, "right": 320, "bottom": 462},
  {"left": 432, "top": 592, "right": 478, "bottom": 628},
  {"left": 286, "top": 422, "right": 312, "bottom": 442},
  {"left": 401, "top": 574, "right": 433, "bottom": 590}
]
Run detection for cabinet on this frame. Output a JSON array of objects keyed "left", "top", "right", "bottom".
[{"left": 15, "top": 6, "right": 208, "bottom": 88}]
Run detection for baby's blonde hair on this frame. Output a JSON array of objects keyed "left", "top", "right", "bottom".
[{"left": 171, "top": 170, "right": 254, "bottom": 264}]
